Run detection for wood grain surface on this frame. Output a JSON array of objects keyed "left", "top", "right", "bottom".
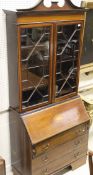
[{"left": 22, "top": 98, "right": 90, "bottom": 144}]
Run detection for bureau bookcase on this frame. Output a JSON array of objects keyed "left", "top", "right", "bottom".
[{"left": 5, "top": 0, "right": 90, "bottom": 175}]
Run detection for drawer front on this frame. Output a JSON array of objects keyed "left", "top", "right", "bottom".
[
  {"left": 32, "top": 123, "right": 89, "bottom": 157},
  {"left": 32, "top": 134, "right": 88, "bottom": 171},
  {"left": 32, "top": 145, "right": 87, "bottom": 175}
]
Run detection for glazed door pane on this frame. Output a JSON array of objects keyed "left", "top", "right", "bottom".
[
  {"left": 55, "top": 23, "right": 81, "bottom": 98},
  {"left": 20, "top": 26, "right": 51, "bottom": 109}
]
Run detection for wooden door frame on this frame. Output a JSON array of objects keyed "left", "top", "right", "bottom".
[
  {"left": 17, "top": 23, "right": 54, "bottom": 112},
  {"left": 52, "top": 20, "right": 84, "bottom": 103}
]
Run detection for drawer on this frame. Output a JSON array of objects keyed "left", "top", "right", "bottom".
[
  {"left": 32, "top": 124, "right": 89, "bottom": 157},
  {"left": 32, "top": 134, "right": 88, "bottom": 170},
  {"left": 73, "top": 134, "right": 88, "bottom": 148},
  {"left": 32, "top": 145, "right": 87, "bottom": 175}
]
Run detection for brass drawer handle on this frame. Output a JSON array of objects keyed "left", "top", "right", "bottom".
[
  {"left": 42, "top": 168, "right": 48, "bottom": 175},
  {"left": 42, "top": 143, "right": 49, "bottom": 151},
  {"left": 42, "top": 155, "right": 48, "bottom": 162},
  {"left": 82, "top": 128, "right": 85, "bottom": 132},
  {"left": 75, "top": 127, "right": 85, "bottom": 135},
  {"left": 74, "top": 140, "right": 80, "bottom": 146},
  {"left": 74, "top": 152, "right": 79, "bottom": 158},
  {"left": 79, "top": 128, "right": 85, "bottom": 133}
]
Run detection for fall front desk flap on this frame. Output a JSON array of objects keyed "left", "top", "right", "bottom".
[{"left": 22, "top": 98, "right": 90, "bottom": 145}]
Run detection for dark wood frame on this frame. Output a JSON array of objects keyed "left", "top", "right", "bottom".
[
  {"left": 52, "top": 20, "right": 84, "bottom": 103},
  {"left": 18, "top": 20, "right": 85, "bottom": 112},
  {"left": 18, "top": 23, "right": 54, "bottom": 112}
]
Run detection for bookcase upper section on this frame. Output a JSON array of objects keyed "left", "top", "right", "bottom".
[{"left": 14, "top": 0, "right": 86, "bottom": 112}]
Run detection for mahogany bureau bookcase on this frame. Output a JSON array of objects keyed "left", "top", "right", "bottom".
[{"left": 4, "top": 0, "right": 90, "bottom": 175}]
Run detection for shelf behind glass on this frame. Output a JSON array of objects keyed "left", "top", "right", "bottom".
[{"left": 20, "top": 26, "right": 51, "bottom": 109}]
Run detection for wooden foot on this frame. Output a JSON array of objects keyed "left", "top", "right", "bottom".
[
  {"left": 71, "top": 156, "right": 86, "bottom": 170},
  {"left": 89, "top": 151, "right": 93, "bottom": 175}
]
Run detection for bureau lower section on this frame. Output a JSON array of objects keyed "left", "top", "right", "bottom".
[
  {"left": 12, "top": 122, "right": 89, "bottom": 175},
  {"left": 32, "top": 134, "right": 88, "bottom": 175},
  {"left": 11, "top": 98, "right": 90, "bottom": 175}
]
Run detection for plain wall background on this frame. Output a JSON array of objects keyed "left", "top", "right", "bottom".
[{"left": 0, "top": 0, "right": 93, "bottom": 174}]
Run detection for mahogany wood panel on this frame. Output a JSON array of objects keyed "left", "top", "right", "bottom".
[
  {"left": 17, "top": 14, "right": 85, "bottom": 24},
  {"left": 32, "top": 134, "right": 88, "bottom": 167},
  {"left": 11, "top": 114, "right": 89, "bottom": 175},
  {"left": 71, "top": 155, "right": 87, "bottom": 170},
  {"left": 32, "top": 145, "right": 87, "bottom": 175},
  {"left": 23, "top": 97, "right": 90, "bottom": 145},
  {"left": 33, "top": 125, "right": 88, "bottom": 156}
]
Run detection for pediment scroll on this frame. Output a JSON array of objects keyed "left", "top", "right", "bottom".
[{"left": 17, "top": 0, "right": 82, "bottom": 12}]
